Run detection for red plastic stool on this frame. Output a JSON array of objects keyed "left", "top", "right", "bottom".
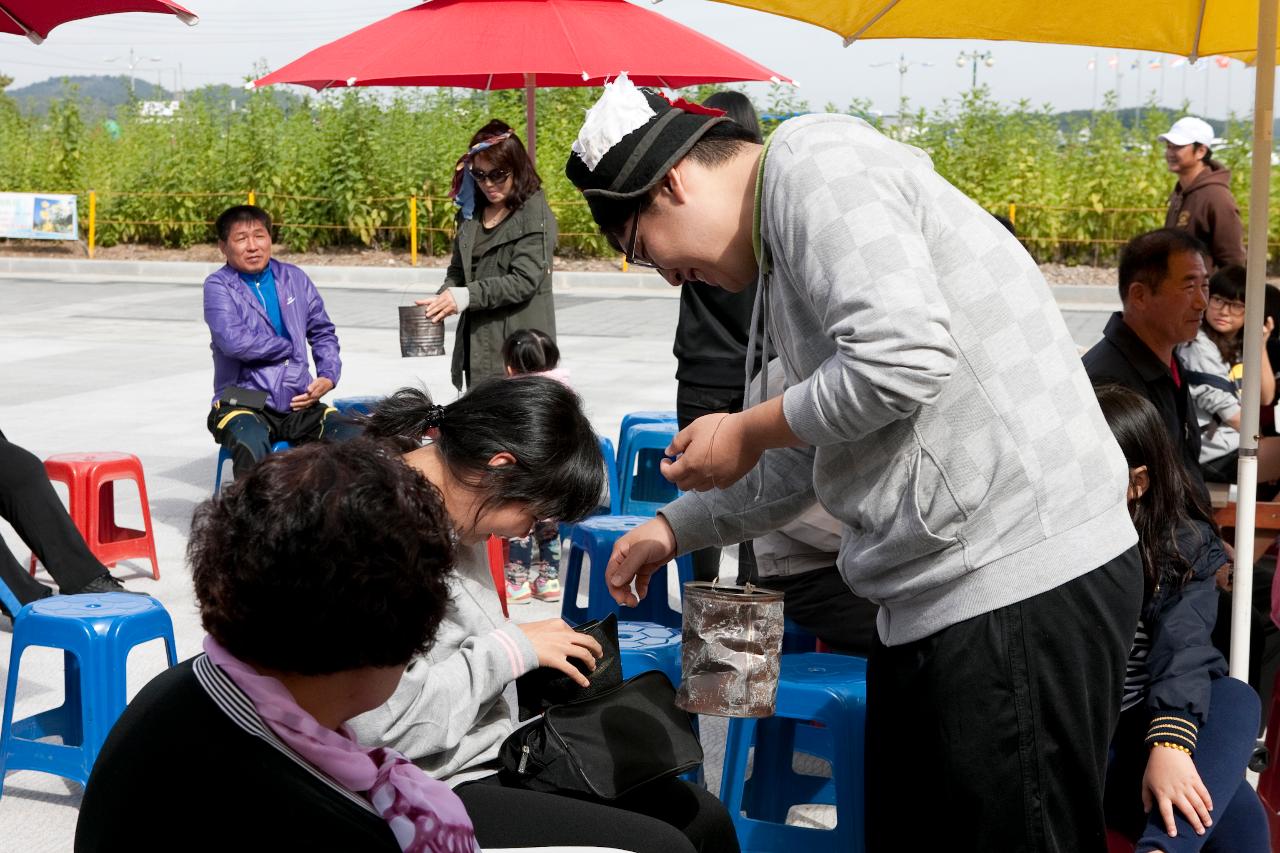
[
  {"left": 29, "top": 453, "right": 159, "bottom": 580},
  {"left": 487, "top": 535, "right": 508, "bottom": 618}
]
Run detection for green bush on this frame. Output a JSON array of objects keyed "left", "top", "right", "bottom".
[{"left": 0, "top": 81, "right": 1271, "bottom": 264}]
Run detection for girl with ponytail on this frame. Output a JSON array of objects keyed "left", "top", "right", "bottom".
[{"left": 353, "top": 376, "right": 739, "bottom": 853}]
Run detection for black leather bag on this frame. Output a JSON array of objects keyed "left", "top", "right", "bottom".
[
  {"left": 500, "top": 669, "right": 703, "bottom": 800},
  {"left": 515, "top": 613, "right": 622, "bottom": 720}
]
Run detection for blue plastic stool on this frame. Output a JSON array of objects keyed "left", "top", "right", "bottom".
[
  {"left": 720, "top": 653, "right": 868, "bottom": 853},
  {"left": 561, "top": 515, "right": 692, "bottom": 630},
  {"left": 618, "top": 620, "right": 681, "bottom": 685},
  {"left": 598, "top": 436, "right": 620, "bottom": 516},
  {"left": 618, "top": 422, "right": 679, "bottom": 515},
  {"left": 783, "top": 618, "right": 819, "bottom": 654},
  {"left": 214, "top": 439, "right": 291, "bottom": 492},
  {"left": 618, "top": 411, "right": 677, "bottom": 442},
  {"left": 0, "top": 593, "right": 178, "bottom": 797},
  {"left": 331, "top": 396, "right": 381, "bottom": 417}
]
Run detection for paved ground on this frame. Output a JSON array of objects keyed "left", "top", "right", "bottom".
[{"left": 0, "top": 269, "right": 1113, "bottom": 850}]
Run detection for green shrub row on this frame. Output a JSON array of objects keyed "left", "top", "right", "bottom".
[{"left": 0, "top": 82, "right": 1269, "bottom": 264}]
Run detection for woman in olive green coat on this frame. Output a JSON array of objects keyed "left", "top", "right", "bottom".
[{"left": 419, "top": 121, "right": 558, "bottom": 390}]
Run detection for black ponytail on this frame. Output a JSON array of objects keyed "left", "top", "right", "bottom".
[{"left": 364, "top": 377, "right": 604, "bottom": 523}]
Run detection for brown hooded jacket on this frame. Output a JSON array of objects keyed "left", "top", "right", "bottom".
[{"left": 1164, "top": 162, "right": 1246, "bottom": 270}]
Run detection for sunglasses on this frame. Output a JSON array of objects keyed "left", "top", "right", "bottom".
[
  {"left": 470, "top": 167, "right": 511, "bottom": 184},
  {"left": 624, "top": 200, "right": 661, "bottom": 270}
]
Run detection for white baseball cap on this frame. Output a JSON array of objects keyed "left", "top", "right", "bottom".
[{"left": 1159, "top": 116, "right": 1220, "bottom": 147}]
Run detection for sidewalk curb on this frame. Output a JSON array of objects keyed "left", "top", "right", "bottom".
[
  {"left": 0, "top": 255, "right": 1118, "bottom": 306},
  {"left": 0, "top": 256, "right": 675, "bottom": 295}
]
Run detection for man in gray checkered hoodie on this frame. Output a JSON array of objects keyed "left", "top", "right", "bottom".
[{"left": 566, "top": 79, "right": 1142, "bottom": 853}]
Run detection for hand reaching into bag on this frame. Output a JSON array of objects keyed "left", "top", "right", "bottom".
[{"left": 518, "top": 619, "right": 603, "bottom": 688}]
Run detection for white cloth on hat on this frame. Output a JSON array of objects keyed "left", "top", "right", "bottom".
[
  {"left": 571, "top": 72, "right": 654, "bottom": 172},
  {"left": 1159, "top": 116, "right": 1220, "bottom": 147}
]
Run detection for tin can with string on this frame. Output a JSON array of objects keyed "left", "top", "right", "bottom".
[
  {"left": 399, "top": 305, "right": 445, "bottom": 357},
  {"left": 675, "top": 580, "right": 785, "bottom": 717}
]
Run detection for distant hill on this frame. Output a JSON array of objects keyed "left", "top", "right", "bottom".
[
  {"left": 0, "top": 74, "right": 303, "bottom": 118},
  {"left": 7, "top": 75, "right": 170, "bottom": 116}
]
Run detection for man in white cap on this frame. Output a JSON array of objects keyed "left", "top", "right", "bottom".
[
  {"left": 1160, "top": 116, "right": 1245, "bottom": 270},
  {"left": 565, "top": 76, "right": 1141, "bottom": 852}
]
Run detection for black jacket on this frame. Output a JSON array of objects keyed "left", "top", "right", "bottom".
[
  {"left": 1138, "top": 518, "right": 1228, "bottom": 754},
  {"left": 1083, "top": 312, "right": 1209, "bottom": 504},
  {"left": 76, "top": 657, "right": 399, "bottom": 852},
  {"left": 674, "top": 281, "right": 763, "bottom": 390}
]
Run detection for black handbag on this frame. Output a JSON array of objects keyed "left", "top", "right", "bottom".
[
  {"left": 499, "top": 669, "right": 704, "bottom": 800},
  {"left": 515, "top": 613, "right": 622, "bottom": 720}
]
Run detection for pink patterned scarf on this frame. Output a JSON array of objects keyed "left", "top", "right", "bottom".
[{"left": 204, "top": 636, "right": 479, "bottom": 853}]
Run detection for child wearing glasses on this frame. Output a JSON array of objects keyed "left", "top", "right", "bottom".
[
  {"left": 500, "top": 328, "right": 569, "bottom": 604},
  {"left": 1178, "top": 264, "right": 1280, "bottom": 484},
  {"left": 416, "top": 120, "right": 558, "bottom": 392}
]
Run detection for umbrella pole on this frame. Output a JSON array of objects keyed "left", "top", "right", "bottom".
[
  {"left": 525, "top": 73, "right": 537, "bottom": 167},
  {"left": 1230, "top": 0, "right": 1278, "bottom": 682}
]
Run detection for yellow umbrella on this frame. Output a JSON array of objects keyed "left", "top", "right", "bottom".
[
  {"left": 706, "top": 0, "right": 1275, "bottom": 58},
  {"left": 701, "top": 0, "right": 1279, "bottom": 680}
]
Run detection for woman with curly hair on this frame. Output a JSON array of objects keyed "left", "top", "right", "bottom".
[{"left": 76, "top": 439, "right": 476, "bottom": 852}]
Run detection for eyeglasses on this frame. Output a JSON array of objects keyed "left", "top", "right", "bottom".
[
  {"left": 1208, "top": 294, "right": 1247, "bottom": 317},
  {"left": 470, "top": 167, "right": 511, "bottom": 185},
  {"left": 624, "top": 200, "right": 662, "bottom": 270}
]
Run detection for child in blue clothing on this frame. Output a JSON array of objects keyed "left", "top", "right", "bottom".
[
  {"left": 1095, "top": 384, "right": 1268, "bottom": 852},
  {"left": 502, "top": 329, "right": 567, "bottom": 603}
]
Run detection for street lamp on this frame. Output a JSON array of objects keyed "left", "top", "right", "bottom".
[
  {"left": 956, "top": 50, "right": 995, "bottom": 88},
  {"left": 104, "top": 48, "right": 162, "bottom": 99},
  {"left": 871, "top": 53, "right": 934, "bottom": 112}
]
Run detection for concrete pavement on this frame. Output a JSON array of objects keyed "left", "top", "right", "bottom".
[{"left": 0, "top": 266, "right": 1114, "bottom": 850}]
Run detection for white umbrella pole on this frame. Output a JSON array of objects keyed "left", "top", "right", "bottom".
[
  {"left": 525, "top": 73, "right": 537, "bottom": 167},
  {"left": 1230, "top": 0, "right": 1278, "bottom": 682}
]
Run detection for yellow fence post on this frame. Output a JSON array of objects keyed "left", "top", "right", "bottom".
[
  {"left": 248, "top": 190, "right": 255, "bottom": 206},
  {"left": 87, "top": 190, "right": 97, "bottom": 259},
  {"left": 410, "top": 196, "right": 418, "bottom": 266},
  {"left": 1008, "top": 202, "right": 1016, "bottom": 228},
  {"left": 621, "top": 256, "right": 629, "bottom": 272}
]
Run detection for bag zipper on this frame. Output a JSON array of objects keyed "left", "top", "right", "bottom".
[{"left": 518, "top": 744, "right": 530, "bottom": 774}]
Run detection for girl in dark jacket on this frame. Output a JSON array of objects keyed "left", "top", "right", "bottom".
[{"left": 1096, "top": 384, "right": 1268, "bottom": 852}]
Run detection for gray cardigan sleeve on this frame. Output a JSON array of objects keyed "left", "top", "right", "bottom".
[
  {"left": 660, "top": 444, "right": 817, "bottom": 555},
  {"left": 346, "top": 548, "right": 538, "bottom": 764}
]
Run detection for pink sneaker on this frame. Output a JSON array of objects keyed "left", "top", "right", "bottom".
[
  {"left": 506, "top": 578, "right": 532, "bottom": 605},
  {"left": 531, "top": 562, "right": 561, "bottom": 602}
]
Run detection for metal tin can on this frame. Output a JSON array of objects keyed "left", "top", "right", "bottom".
[
  {"left": 398, "top": 305, "right": 445, "bottom": 357},
  {"left": 676, "top": 581, "right": 785, "bottom": 717}
]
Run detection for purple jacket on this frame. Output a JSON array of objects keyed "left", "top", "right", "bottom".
[{"left": 203, "top": 259, "right": 341, "bottom": 413}]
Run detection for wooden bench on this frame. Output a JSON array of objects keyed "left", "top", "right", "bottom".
[{"left": 1210, "top": 482, "right": 1280, "bottom": 536}]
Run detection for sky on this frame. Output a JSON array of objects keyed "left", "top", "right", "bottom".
[{"left": 0, "top": 0, "right": 1270, "bottom": 120}]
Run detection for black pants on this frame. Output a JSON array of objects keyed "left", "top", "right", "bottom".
[
  {"left": 865, "top": 546, "right": 1143, "bottom": 853},
  {"left": 0, "top": 428, "right": 108, "bottom": 605},
  {"left": 455, "top": 774, "right": 740, "bottom": 853},
  {"left": 676, "top": 382, "right": 756, "bottom": 584},
  {"left": 207, "top": 402, "right": 354, "bottom": 480},
  {"left": 760, "top": 566, "right": 879, "bottom": 656}
]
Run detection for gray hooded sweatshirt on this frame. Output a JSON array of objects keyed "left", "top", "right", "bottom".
[{"left": 661, "top": 114, "right": 1137, "bottom": 646}]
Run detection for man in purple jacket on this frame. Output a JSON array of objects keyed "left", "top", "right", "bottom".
[{"left": 204, "top": 205, "right": 343, "bottom": 479}]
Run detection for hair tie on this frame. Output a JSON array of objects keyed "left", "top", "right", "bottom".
[{"left": 424, "top": 404, "right": 447, "bottom": 428}]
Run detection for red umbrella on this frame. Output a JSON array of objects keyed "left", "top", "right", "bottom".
[
  {"left": 253, "top": 0, "right": 793, "bottom": 163},
  {"left": 1, "top": 0, "right": 197, "bottom": 44}
]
